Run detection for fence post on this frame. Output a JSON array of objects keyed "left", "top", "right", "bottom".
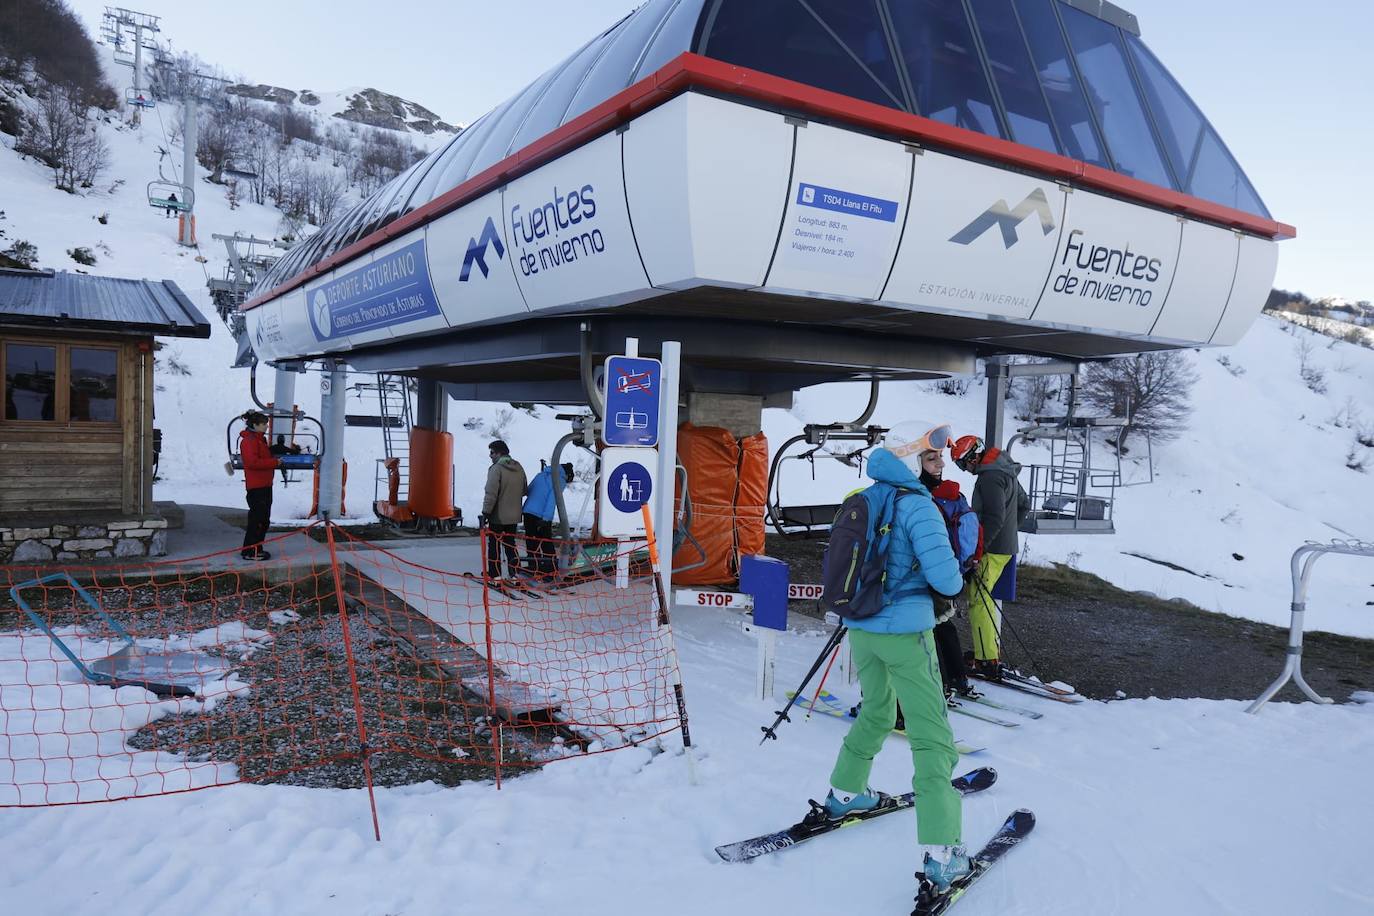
[
  {"left": 479, "top": 525, "right": 501, "bottom": 788},
  {"left": 324, "top": 521, "right": 382, "bottom": 840},
  {"left": 1248, "top": 539, "right": 1374, "bottom": 714}
]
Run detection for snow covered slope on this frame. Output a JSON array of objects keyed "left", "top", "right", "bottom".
[
  {"left": 2, "top": 601, "right": 1372, "bottom": 915},
  {"left": 2, "top": 87, "right": 1372, "bottom": 637}
]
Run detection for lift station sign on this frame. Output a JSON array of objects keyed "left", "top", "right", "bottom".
[
  {"left": 602, "top": 355, "right": 660, "bottom": 447},
  {"left": 599, "top": 447, "right": 657, "bottom": 538},
  {"left": 777, "top": 181, "right": 900, "bottom": 279},
  {"left": 306, "top": 238, "right": 441, "bottom": 341}
]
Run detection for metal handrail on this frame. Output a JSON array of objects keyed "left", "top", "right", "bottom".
[{"left": 1247, "top": 539, "right": 1374, "bottom": 713}]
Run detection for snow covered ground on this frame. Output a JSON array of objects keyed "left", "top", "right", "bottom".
[{"left": 3, "top": 591, "right": 1373, "bottom": 915}]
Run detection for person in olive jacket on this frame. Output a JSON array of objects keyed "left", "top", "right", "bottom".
[
  {"left": 950, "top": 435, "right": 1029, "bottom": 677},
  {"left": 238, "top": 410, "right": 280, "bottom": 560},
  {"left": 482, "top": 440, "right": 527, "bottom": 579}
]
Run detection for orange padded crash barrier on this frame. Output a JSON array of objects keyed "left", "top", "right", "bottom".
[
  {"left": 408, "top": 427, "right": 456, "bottom": 520},
  {"left": 375, "top": 458, "right": 416, "bottom": 523},
  {"left": 736, "top": 432, "right": 768, "bottom": 559},
  {"left": 309, "top": 459, "right": 347, "bottom": 517},
  {"left": 672, "top": 423, "right": 768, "bottom": 586}
]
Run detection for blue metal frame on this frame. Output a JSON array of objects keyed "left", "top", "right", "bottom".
[{"left": 9, "top": 572, "right": 134, "bottom": 688}]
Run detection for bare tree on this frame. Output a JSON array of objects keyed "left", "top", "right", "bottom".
[
  {"left": 1080, "top": 351, "right": 1199, "bottom": 452},
  {"left": 18, "top": 82, "right": 109, "bottom": 191},
  {"left": 1008, "top": 356, "right": 1060, "bottom": 421}
]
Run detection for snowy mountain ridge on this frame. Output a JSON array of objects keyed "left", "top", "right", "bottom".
[{"left": 224, "top": 83, "right": 461, "bottom": 138}]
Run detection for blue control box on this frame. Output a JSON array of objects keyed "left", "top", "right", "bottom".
[{"left": 740, "top": 554, "right": 789, "bottom": 631}]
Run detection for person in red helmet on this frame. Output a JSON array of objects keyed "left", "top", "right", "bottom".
[
  {"left": 238, "top": 410, "right": 280, "bottom": 560},
  {"left": 949, "top": 435, "right": 1028, "bottom": 678}
]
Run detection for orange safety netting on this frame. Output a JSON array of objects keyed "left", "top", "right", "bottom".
[{"left": 0, "top": 524, "right": 685, "bottom": 833}]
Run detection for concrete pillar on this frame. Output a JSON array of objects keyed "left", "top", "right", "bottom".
[
  {"left": 685, "top": 391, "right": 763, "bottom": 438},
  {"left": 317, "top": 360, "right": 347, "bottom": 519}
]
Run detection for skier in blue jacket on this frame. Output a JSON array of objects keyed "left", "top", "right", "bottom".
[
  {"left": 820, "top": 421, "right": 971, "bottom": 897},
  {"left": 522, "top": 462, "right": 571, "bottom": 575}
]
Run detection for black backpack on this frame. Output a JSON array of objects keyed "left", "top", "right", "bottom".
[{"left": 821, "top": 483, "right": 908, "bottom": 620}]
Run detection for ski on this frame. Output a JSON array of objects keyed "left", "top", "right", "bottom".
[
  {"left": 912, "top": 809, "right": 1036, "bottom": 915},
  {"left": 785, "top": 691, "right": 985, "bottom": 754},
  {"left": 461, "top": 571, "right": 516, "bottom": 599},
  {"left": 715, "top": 767, "right": 998, "bottom": 864},
  {"left": 946, "top": 697, "right": 1020, "bottom": 728},
  {"left": 968, "top": 669, "right": 1084, "bottom": 704},
  {"left": 955, "top": 692, "right": 1043, "bottom": 720}
]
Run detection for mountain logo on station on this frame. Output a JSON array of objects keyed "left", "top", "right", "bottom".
[
  {"left": 949, "top": 189, "right": 1056, "bottom": 249},
  {"left": 311, "top": 290, "right": 332, "bottom": 337},
  {"left": 460, "top": 216, "right": 506, "bottom": 282}
]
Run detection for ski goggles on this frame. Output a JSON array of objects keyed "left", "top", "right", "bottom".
[{"left": 888, "top": 423, "right": 956, "bottom": 458}]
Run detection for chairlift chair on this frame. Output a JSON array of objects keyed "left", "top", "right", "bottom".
[
  {"left": 226, "top": 410, "right": 324, "bottom": 473},
  {"left": 222, "top": 162, "right": 258, "bottom": 181},
  {"left": 766, "top": 423, "right": 887, "bottom": 537},
  {"left": 125, "top": 87, "right": 155, "bottom": 109},
  {"left": 148, "top": 180, "right": 192, "bottom": 212}
]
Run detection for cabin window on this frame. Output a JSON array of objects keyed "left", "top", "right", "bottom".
[
  {"left": 2, "top": 340, "right": 119, "bottom": 425},
  {"left": 69, "top": 347, "right": 119, "bottom": 422},
  {"left": 4, "top": 343, "right": 56, "bottom": 421}
]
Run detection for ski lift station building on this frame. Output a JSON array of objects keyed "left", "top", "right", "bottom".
[{"left": 240, "top": 0, "right": 1290, "bottom": 442}]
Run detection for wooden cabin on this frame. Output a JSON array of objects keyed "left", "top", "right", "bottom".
[{"left": 0, "top": 268, "right": 210, "bottom": 561}]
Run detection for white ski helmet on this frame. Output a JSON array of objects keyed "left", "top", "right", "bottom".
[{"left": 884, "top": 421, "right": 955, "bottom": 474}]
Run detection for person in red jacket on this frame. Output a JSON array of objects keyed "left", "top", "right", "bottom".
[{"left": 238, "top": 410, "right": 279, "bottom": 560}]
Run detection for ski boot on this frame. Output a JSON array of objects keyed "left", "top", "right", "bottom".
[
  {"left": 914, "top": 845, "right": 972, "bottom": 909},
  {"left": 968, "top": 656, "right": 1005, "bottom": 682},
  {"left": 952, "top": 680, "right": 982, "bottom": 701},
  {"left": 801, "top": 787, "right": 893, "bottom": 827}
]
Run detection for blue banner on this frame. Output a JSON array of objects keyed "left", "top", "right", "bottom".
[
  {"left": 307, "top": 239, "right": 440, "bottom": 341},
  {"left": 796, "top": 183, "right": 898, "bottom": 223}
]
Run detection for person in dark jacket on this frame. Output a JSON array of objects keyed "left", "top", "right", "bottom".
[
  {"left": 482, "top": 440, "right": 527, "bottom": 580},
  {"left": 269, "top": 433, "right": 302, "bottom": 484},
  {"left": 522, "top": 461, "right": 571, "bottom": 576},
  {"left": 238, "top": 410, "right": 279, "bottom": 560},
  {"left": 950, "top": 435, "right": 1030, "bottom": 678},
  {"left": 915, "top": 434, "right": 979, "bottom": 699}
]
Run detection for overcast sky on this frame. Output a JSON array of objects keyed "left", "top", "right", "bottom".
[{"left": 67, "top": 0, "right": 1371, "bottom": 301}]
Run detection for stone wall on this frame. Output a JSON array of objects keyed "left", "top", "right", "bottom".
[{"left": 0, "top": 518, "right": 169, "bottom": 563}]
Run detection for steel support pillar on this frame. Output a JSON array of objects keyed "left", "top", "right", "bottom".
[{"left": 317, "top": 360, "right": 347, "bottom": 519}]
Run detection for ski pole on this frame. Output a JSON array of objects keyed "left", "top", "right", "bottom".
[
  {"left": 804, "top": 639, "right": 846, "bottom": 719},
  {"left": 760, "top": 621, "right": 847, "bottom": 744}
]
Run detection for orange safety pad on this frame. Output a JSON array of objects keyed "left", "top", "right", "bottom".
[
  {"left": 672, "top": 423, "right": 738, "bottom": 586},
  {"left": 734, "top": 432, "right": 769, "bottom": 562},
  {"left": 309, "top": 460, "right": 348, "bottom": 517},
  {"left": 408, "top": 427, "right": 456, "bottom": 519}
]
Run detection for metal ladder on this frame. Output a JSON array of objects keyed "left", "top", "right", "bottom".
[{"left": 376, "top": 374, "right": 414, "bottom": 503}]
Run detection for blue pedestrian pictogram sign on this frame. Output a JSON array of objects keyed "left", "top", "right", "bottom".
[
  {"left": 608, "top": 461, "right": 653, "bottom": 513},
  {"left": 598, "top": 447, "right": 659, "bottom": 537},
  {"left": 603, "top": 355, "right": 660, "bottom": 447}
]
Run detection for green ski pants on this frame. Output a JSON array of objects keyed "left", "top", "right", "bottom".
[
  {"left": 828, "top": 628, "right": 961, "bottom": 845},
  {"left": 969, "top": 552, "right": 1011, "bottom": 662}
]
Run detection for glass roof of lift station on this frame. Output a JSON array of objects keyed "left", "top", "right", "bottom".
[{"left": 254, "top": 0, "right": 1270, "bottom": 295}]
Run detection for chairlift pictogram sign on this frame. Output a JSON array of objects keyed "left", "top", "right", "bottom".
[{"left": 603, "top": 355, "right": 660, "bottom": 447}]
